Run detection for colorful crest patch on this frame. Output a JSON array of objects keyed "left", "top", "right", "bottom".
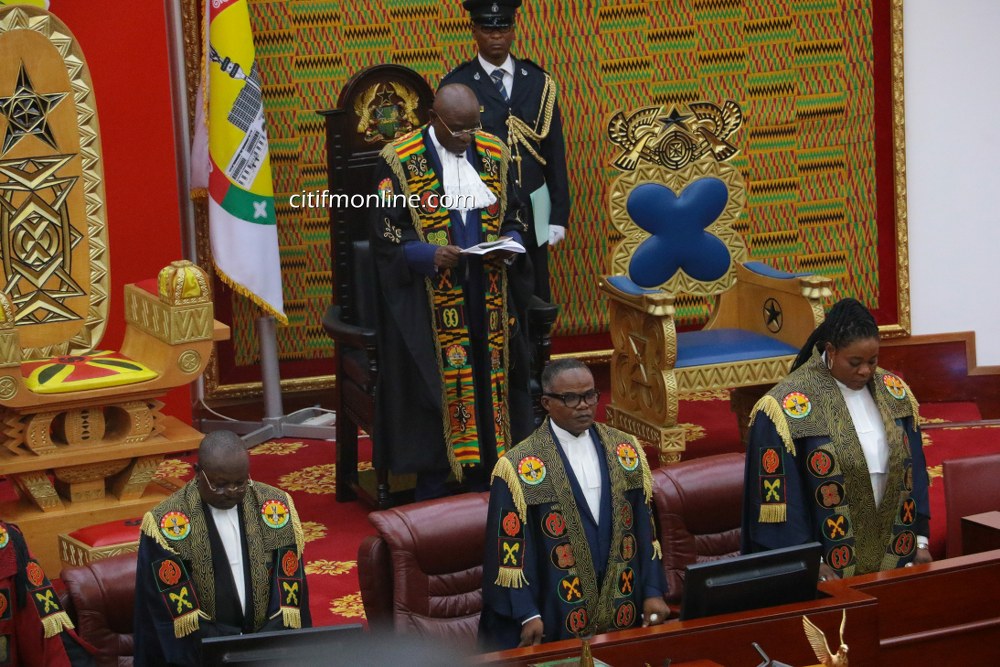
[
  {"left": 782, "top": 391, "right": 812, "bottom": 418},
  {"left": 616, "top": 442, "right": 640, "bottom": 471},
  {"left": 31, "top": 585, "right": 62, "bottom": 620},
  {"left": 883, "top": 374, "right": 907, "bottom": 400},
  {"left": 25, "top": 561, "right": 44, "bottom": 588},
  {"left": 761, "top": 447, "right": 782, "bottom": 475},
  {"left": 824, "top": 514, "right": 850, "bottom": 541},
  {"left": 499, "top": 538, "right": 523, "bottom": 569},
  {"left": 615, "top": 601, "right": 636, "bottom": 628},
  {"left": 826, "top": 544, "right": 854, "bottom": 570},
  {"left": 816, "top": 482, "right": 846, "bottom": 508},
  {"left": 558, "top": 575, "right": 584, "bottom": 604},
  {"left": 617, "top": 567, "right": 635, "bottom": 596},
  {"left": 760, "top": 476, "right": 784, "bottom": 504},
  {"left": 0, "top": 588, "right": 10, "bottom": 620},
  {"left": 419, "top": 190, "right": 438, "bottom": 213},
  {"left": 550, "top": 543, "right": 575, "bottom": 570},
  {"left": 377, "top": 177, "right": 393, "bottom": 198},
  {"left": 619, "top": 533, "right": 636, "bottom": 561},
  {"left": 261, "top": 499, "right": 290, "bottom": 529},
  {"left": 162, "top": 582, "right": 197, "bottom": 620},
  {"left": 445, "top": 344, "right": 468, "bottom": 368},
  {"left": 160, "top": 511, "right": 191, "bottom": 541},
  {"left": 157, "top": 559, "right": 183, "bottom": 587},
  {"left": 0, "top": 524, "right": 7, "bottom": 549},
  {"left": 808, "top": 450, "right": 835, "bottom": 477},
  {"left": 517, "top": 456, "right": 546, "bottom": 485},
  {"left": 542, "top": 511, "right": 566, "bottom": 538}
]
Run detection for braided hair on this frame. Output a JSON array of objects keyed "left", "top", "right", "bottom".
[{"left": 791, "top": 298, "right": 879, "bottom": 371}]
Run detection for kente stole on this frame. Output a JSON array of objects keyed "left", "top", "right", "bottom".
[
  {"left": 141, "top": 481, "right": 305, "bottom": 637},
  {"left": 381, "top": 130, "right": 511, "bottom": 475},
  {"left": 750, "top": 351, "right": 921, "bottom": 575},
  {"left": 491, "top": 421, "right": 656, "bottom": 636}
]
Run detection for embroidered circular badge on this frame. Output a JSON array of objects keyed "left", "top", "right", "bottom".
[
  {"left": 827, "top": 544, "right": 854, "bottom": 570},
  {"left": 808, "top": 450, "right": 834, "bottom": 478},
  {"left": 158, "top": 559, "right": 182, "bottom": 587},
  {"left": 0, "top": 591, "right": 7, "bottom": 618},
  {"left": 883, "top": 374, "right": 907, "bottom": 400},
  {"left": 816, "top": 481, "right": 846, "bottom": 508},
  {"left": 615, "top": 601, "right": 637, "bottom": 628},
  {"left": 558, "top": 575, "right": 584, "bottom": 604},
  {"left": 617, "top": 567, "right": 635, "bottom": 597},
  {"left": 517, "top": 456, "right": 546, "bottom": 485},
  {"left": 565, "top": 608, "right": 589, "bottom": 634},
  {"left": 550, "top": 542, "right": 575, "bottom": 570},
  {"left": 620, "top": 533, "right": 636, "bottom": 561},
  {"left": 542, "top": 511, "right": 566, "bottom": 538},
  {"left": 26, "top": 561, "right": 44, "bottom": 587},
  {"left": 502, "top": 511, "right": 521, "bottom": 537},
  {"left": 160, "top": 511, "right": 191, "bottom": 541},
  {"left": 0, "top": 524, "right": 7, "bottom": 549},
  {"left": 782, "top": 391, "right": 812, "bottom": 418},
  {"left": 445, "top": 344, "right": 468, "bottom": 368},
  {"left": 282, "top": 550, "right": 299, "bottom": 577},
  {"left": 823, "top": 514, "right": 850, "bottom": 542},
  {"left": 761, "top": 448, "right": 781, "bottom": 474},
  {"left": 261, "top": 499, "right": 290, "bottom": 529},
  {"left": 616, "top": 442, "right": 640, "bottom": 471},
  {"left": 620, "top": 502, "right": 634, "bottom": 530},
  {"left": 486, "top": 200, "right": 500, "bottom": 217},
  {"left": 894, "top": 530, "right": 916, "bottom": 557},
  {"left": 377, "top": 178, "right": 393, "bottom": 198}
]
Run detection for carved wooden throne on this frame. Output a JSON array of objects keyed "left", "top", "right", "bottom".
[
  {"left": 599, "top": 101, "right": 832, "bottom": 464},
  {"left": 0, "top": 6, "right": 226, "bottom": 570}
]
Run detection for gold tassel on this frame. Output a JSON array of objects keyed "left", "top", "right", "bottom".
[
  {"left": 287, "top": 495, "right": 305, "bottom": 555},
  {"left": 495, "top": 567, "right": 528, "bottom": 589},
  {"left": 140, "top": 512, "right": 175, "bottom": 552},
  {"left": 753, "top": 395, "right": 796, "bottom": 456},
  {"left": 173, "top": 610, "right": 207, "bottom": 639},
  {"left": 637, "top": 440, "right": 653, "bottom": 504},
  {"left": 282, "top": 606, "right": 302, "bottom": 629},
  {"left": 491, "top": 457, "right": 526, "bottom": 522},
  {"left": 41, "top": 611, "right": 73, "bottom": 639},
  {"left": 651, "top": 539, "right": 662, "bottom": 561},
  {"left": 758, "top": 503, "right": 787, "bottom": 523}
]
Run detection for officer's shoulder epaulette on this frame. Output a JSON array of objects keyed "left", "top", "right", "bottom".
[
  {"left": 517, "top": 57, "right": 549, "bottom": 74},
  {"left": 440, "top": 59, "right": 477, "bottom": 84}
]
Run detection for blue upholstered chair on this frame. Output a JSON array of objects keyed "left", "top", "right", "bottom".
[{"left": 600, "top": 101, "right": 831, "bottom": 463}]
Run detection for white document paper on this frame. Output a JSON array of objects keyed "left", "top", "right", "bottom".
[{"left": 460, "top": 236, "right": 526, "bottom": 255}]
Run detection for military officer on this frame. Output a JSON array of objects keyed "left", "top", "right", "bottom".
[{"left": 441, "top": 0, "right": 570, "bottom": 303}]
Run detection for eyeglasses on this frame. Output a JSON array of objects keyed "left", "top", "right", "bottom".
[
  {"left": 433, "top": 111, "right": 482, "bottom": 139},
  {"left": 543, "top": 389, "right": 601, "bottom": 408},
  {"left": 201, "top": 469, "right": 254, "bottom": 494}
]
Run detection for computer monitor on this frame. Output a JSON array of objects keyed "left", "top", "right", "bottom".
[
  {"left": 679, "top": 542, "right": 822, "bottom": 621},
  {"left": 201, "top": 623, "right": 364, "bottom": 666}
]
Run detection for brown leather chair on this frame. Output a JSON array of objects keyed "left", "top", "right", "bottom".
[
  {"left": 60, "top": 551, "right": 138, "bottom": 667},
  {"left": 358, "top": 492, "right": 489, "bottom": 646},
  {"left": 650, "top": 452, "right": 745, "bottom": 609},
  {"left": 943, "top": 452, "right": 1000, "bottom": 558}
]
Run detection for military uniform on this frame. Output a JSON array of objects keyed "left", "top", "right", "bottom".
[{"left": 442, "top": 0, "right": 570, "bottom": 302}]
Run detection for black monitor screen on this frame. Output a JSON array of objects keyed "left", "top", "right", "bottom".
[
  {"left": 679, "top": 542, "right": 821, "bottom": 621},
  {"left": 201, "top": 624, "right": 364, "bottom": 666}
]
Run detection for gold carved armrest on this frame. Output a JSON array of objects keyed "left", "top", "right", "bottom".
[
  {"left": 0, "top": 293, "right": 20, "bottom": 367},
  {"left": 710, "top": 263, "right": 833, "bottom": 345}
]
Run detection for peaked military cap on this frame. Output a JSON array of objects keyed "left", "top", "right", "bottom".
[{"left": 463, "top": 0, "right": 522, "bottom": 28}]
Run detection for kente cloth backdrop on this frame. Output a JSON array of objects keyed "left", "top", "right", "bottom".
[{"left": 183, "top": 0, "right": 908, "bottom": 393}]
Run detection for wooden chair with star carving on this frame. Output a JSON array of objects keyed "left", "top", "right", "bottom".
[
  {"left": 599, "top": 101, "right": 832, "bottom": 464},
  {"left": 0, "top": 5, "right": 227, "bottom": 571}
]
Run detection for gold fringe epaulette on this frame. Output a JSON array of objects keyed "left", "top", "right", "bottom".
[
  {"left": 140, "top": 512, "right": 175, "bottom": 552},
  {"left": 41, "top": 610, "right": 74, "bottom": 639},
  {"left": 495, "top": 566, "right": 528, "bottom": 589},
  {"left": 173, "top": 609, "right": 209, "bottom": 639},
  {"left": 758, "top": 503, "right": 787, "bottom": 524},
  {"left": 751, "top": 395, "right": 796, "bottom": 456},
  {"left": 287, "top": 494, "right": 305, "bottom": 555},
  {"left": 491, "top": 457, "right": 527, "bottom": 522},
  {"left": 282, "top": 606, "right": 302, "bottom": 629}
]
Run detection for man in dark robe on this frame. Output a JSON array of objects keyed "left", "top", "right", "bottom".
[
  {"left": 480, "top": 359, "right": 669, "bottom": 650},
  {"left": 370, "top": 83, "right": 533, "bottom": 500},
  {"left": 133, "top": 431, "right": 310, "bottom": 666},
  {"left": 441, "top": 0, "right": 571, "bottom": 303}
]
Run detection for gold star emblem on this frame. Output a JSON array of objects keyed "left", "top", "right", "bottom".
[{"left": 0, "top": 62, "right": 67, "bottom": 155}]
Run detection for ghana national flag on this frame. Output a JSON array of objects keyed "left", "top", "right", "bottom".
[{"left": 191, "top": 0, "right": 285, "bottom": 323}]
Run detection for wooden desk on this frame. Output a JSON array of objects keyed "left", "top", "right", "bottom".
[
  {"left": 962, "top": 510, "right": 1000, "bottom": 555},
  {"left": 476, "top": 551, "right": 1000, "bottom": 667}
]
